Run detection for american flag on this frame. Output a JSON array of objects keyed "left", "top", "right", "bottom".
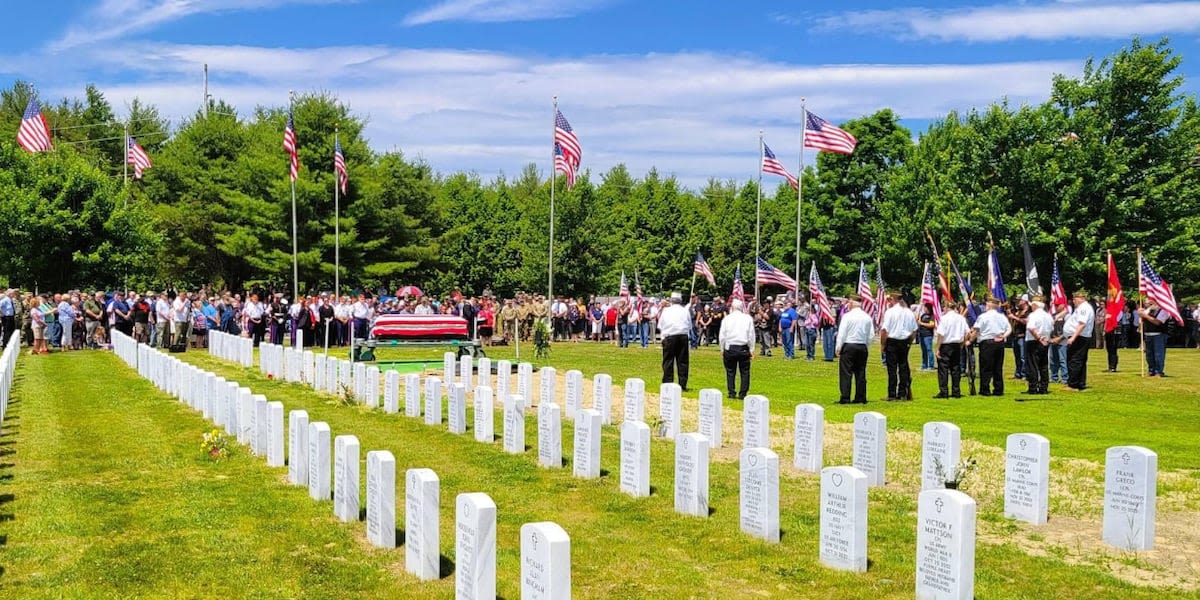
[
  {"left": 948, "top": 252, "right": 978, "bottom": 322},
  {"left": 635, "top": 272, "right": 644, "bottom": 311},
  {"left": 761, "top": 142, "right": 798, "bottom": 190},
  {"left": 756, "top": 256, "right": 797, "bottom": 291},
  {"left": 126, "top": 136, "right": 152, "bottom": 179},
  {"left": 856, "top": 262, "right": 874, "bottom": 317},
  {"left": 1050, "top": 255, "right": 1067, "bottom": 308},
  {"left": 619, "top": 271, "right": 629, "bottom": 297},
  {"left": 803, "top": 110, "right": 857, "bottom": 155},
  {"left": 554, "top": 143, "right": 576, "bottom": 188},
  {"left": 929, "top": 249, "right": 953, "bottom": 301},
  {"left": 17, "top": 97, "right": 53, "bottom": 153},
  {"left": 731, "top": 265, "right": 745, "bottom": 302},
  {"left": 694, "top": 252, "right": 715, "bottom": 286},
  {"left": 283, "top": 111, "right": 299, "bottom": 181},
  {"left": 554, "top": 110, "right": 581, "bottom": 169},
  {"left": 809, "top": 262, "right": 835, "bottom": 325},
  {"left": 873, "top": 264, "right": 887, "bottom": 327},
  {"left": 921, "top": 261, "right": 943, "bottom": 325},
  {"left": 334, "top": 135, "right": 348, "bottom": 194},
  {"left": 1138, "top": 253, "right": 1183, "bottom": 325},
  {"left": 987, "top": 246, "right": 1007, "bottom": 303}
]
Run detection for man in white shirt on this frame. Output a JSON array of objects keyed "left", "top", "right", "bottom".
[
  {"left": 351, "top": 293, "right": 373, "bottom": 342},
  {"left": 658, "top": 294, "right": 692, "bottom": 390},
  {"left": 172, "top": 292, "right": 191, "bottom": 347},
  {"left": 718, "top": 299, "right": 755, "bottom": 399},
  {"left": 934, "top": 300, "right": 969, "bottom": 398},
  {"left": 155, "top": 292, "right": 173, "bottom": 348},
  {"left": 879, "top": 292, "right": 917, "bottom": 401},
  {"left": 244, "top": 292, "right": 266, "bottom": 346},
  {"left": 1064, "top": 291, "right": 1095, "bottom": 391},
  {"left": 1023, "top": 298, "right": 1054, "bottom": 396},
  {"left": 971, "top": 296, "right": 1012, "bottom": 396},
  {"left": 835, "top": 294, "right": 875, "bottom": 404}
]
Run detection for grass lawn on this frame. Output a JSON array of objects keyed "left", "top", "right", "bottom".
[{"left": 2, "top": 344, "right": 1195, "bottom": 598}]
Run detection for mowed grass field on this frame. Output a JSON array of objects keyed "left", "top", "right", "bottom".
[{"left": 0, "top": 340, "right": 1197, "bottom": 599}]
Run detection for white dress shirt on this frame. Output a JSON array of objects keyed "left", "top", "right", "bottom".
[
  {"left": 1064, "top": 300, "right": 1095, "bottom": 338},
  {"left": 1025, "top": 308, "right": 1054, "bottom": 342},
  {"left": 835, "top": 307, "right": 875, "bottom": 354},
  {"left": 935, "top": 311, "right": 969, "bottom": 344},
  {"left": 352, "top": 301, "right": 371, "bottom": 320},
  {"left": 657, "top": 303, "right": 691, "bottom": 337},
  {"left": 972, "top": 309, "right": 1011, "bottom": 341},
  {"left": 718, "top": 310, "right": 756, "bottom": 353},
  {"left": 880, "top": 303, "right": 917, "bottom": 340}
]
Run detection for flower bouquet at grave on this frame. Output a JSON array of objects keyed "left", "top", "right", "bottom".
[
  {"left": 533, "top": 320, "right": 552, "bottom": 359},
  {"left": 201, "top": 429, "right": 231, "bottom": 461},
  {"left": 935, "top": 455, "right": 978, "bottom": 490},
  {"left": 336, "top": 382, "right": 356, "bottom": 407}
]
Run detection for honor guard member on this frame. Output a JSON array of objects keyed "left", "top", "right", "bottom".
[
  {"left": 835, "top": 294, "right": 875, "bottom": 404},
  {"left": 658, "top": 293, "right": 692, "bottom": 390},
  {"left": 718, "top": 299, "right": 756, "bottom": 399},
  {"left": 1064, "top": 291, "right": 1096, "bottom": 391},
  {"left": 934, "top": 300, "right": 969, "bottom": 398},
  {"left": 971, "top": 296, "right": 1012, "bottom": 396},
  {"left": 1023, "top": 297, "right": 1053, "bottom": 396},
  {"left": 879, "top": 292, "right": 917, "bottom": 401}
]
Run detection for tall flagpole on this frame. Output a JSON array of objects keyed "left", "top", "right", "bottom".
[
  {"left": 794, "top": 98, "right": 807, "bottom": 300},
  {"left": 289, "top": 90, "right": 299, "bottom": 304},
  {"left": 122, "top": 122, "right": 129, "bottom": 206},
  {"left": 755, "top": 130, "right": 763, "bottom": 300},
  {"left": 548, "top": 96, "right": 557, "bottom": 317},
  {"left": 334, "top": 126, "right": 341, "bottom": 303}
]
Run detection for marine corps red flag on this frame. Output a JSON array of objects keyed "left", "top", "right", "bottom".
[{"left": 1105, "top": 251, "right": 1124, "bottom": 334}]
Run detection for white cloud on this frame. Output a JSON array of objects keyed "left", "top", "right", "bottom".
[
  {"left": 21, "top": 42, "right": 1080, "bottom": 190},
  {"left": 810, "top": 1, "right": 1200, "bottom": 42},
  {"left": 402, "top": 0, "right": 613, "bottom": 26}
]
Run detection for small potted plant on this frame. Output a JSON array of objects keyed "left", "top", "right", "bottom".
[
  {"left": 201, "top": 429, "right": 231, "bottom": 461},
  {"left": 934, "top": 456, "right": 978, "bottom": 490}
]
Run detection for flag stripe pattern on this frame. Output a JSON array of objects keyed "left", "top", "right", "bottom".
[
  {"left": 1050, "top": 256, "right": 1067, "bottom": 308},
  {"left": 756, "top": 256, "right": 797, "bottom": 291},
  {"left": 554, "top": 143, "right": 576, "bottom": 188},
  {"left": 283, "top": 111, "right": 299, "bottom": 181},
  {"left": 762, "top": 142, "right": 798, "bottom": 190},
  {"left": 987, "top": 247, "right": 1007, "bottom": 303},
  {"left": 18, "top": 97, "right": 53, "bottom": 153},
  {"left": 334, "top": 136, "right": 348, "bottom": 194},
  {"left": 809, "top": 262, "right": 835, "bottom": 325},
  {"left": 127, "top": 136, "right": 152, "bottom": 179},
  {"left": 619, "top": 271, "right": 629, "bottom": 297},
  {"left": 694, "top": 253, "right": 716, "bottom": 286},
  {"left": 1138, "top": 254, "right": 1183, "bottom": 324},
  {"left": 732, "top": 265, "right": 745, "bottom": 302},
  {"left": 856, "top": 262, "right": 874, "bottom": 318},
  {"left": 803, "top": 111, "right": 857, "bottom": 155},
  {"left": 554, "top": 110, "right": 581, "bottom": 169},
  {"left": 873, "top": 265, "right": 887, "bottom": 327},
  {"left": 921, "top": 261, "right": 943, "bottom": 325}
]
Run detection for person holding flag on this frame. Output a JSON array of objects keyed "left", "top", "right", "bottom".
[
  {"left": 971, "top": 296, "right": 1012, "bottom": 396},
  {"left": 1138, "top": 252, "right": 1183, "bottom": 377},
  {"left": 879, "top": 292, "right": 916, "bottom": 401},
  {"left": 1102, "top": 252, "right": 1123, "bottom": 372}
]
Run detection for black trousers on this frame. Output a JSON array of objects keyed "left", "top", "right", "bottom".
[
  {"left": 937, "top": 342, "right": 963, "bottom": 396},
  {"left": 839, "top": 343, "right": 868, "bottom": 403},
  {"left": 1067, "top": 336, "right": 1091, "bottom": 389},
  {"left": 1024, "top": 340, "right": 1049, "bottom": 393},
  {"left": 0, "top": 315, "right": 13, "bottom": 344},
  {"left": 722, "top": 344, "right": 751, "bottom": 398},
  {"left": 977, "top": 340, "right": 1005, "bottom": 395},
  {"left": 1104, "top": 331, "right": 1119, "bottom": 371},
  {"left": 661, "top": 334, "right": 690, "bottom": 388},
  {"left": 884, "top": 338, "right": 912, "bottom": 399}
]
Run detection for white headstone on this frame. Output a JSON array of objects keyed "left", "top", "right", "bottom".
[
  {"left": 460, "top": 355, "right": 474, "bottom": 391},
  {"left": 593, "top": 373, "right": 612, "bottom": 425},
  {"left": 739, "top": 448, "right": 780, "bottom": 543},
  {"left": 477, "top": 357, "right": 491, "bottom": 391},
  {"left": 267, "top": 401, "right": 285, "bottom": 468},
  {"left": 922, "top": 422, "right": 962, "bottom": 491},
  {"left": 308, "top": 422, "right": 331, "bottom": 501},
  {"left": 425, "top": 376, "right": 443, "bottom": 425},
  {"left": 623, "top": 378, "right": 645, "bottom": 423},
  {"left": 253, "top": 395, "right": 269, "bottom": 456},
  {"left": 539, "top": 366, "right": 557, "bottom": 408},
  {"left": 793, "top": 403, "right": 825, "bottom": 473},
  {"left": 326, "top": 357, "right": 338, "bottom": 395},
  {"left": 698, "top": 389, "right": 723, "bottom": 449},
  {"left": 303, "top": 350, "right": 315, "bottom": 385},
  {"left": 455, "top": 492, "right": 497, "bottom": 600},
  {"left": 496, "top": 359, "right": 511, "bottom": 401},
  {"left": 364, "top": 366, "right": 381, "bottom": 408},
  {"left": 564, "top": 370, "right": 583, "bottom": 420},
  {"left": 237, "top": 388, "right": 253, "bottom": 445},
  {"left": 520, "top": 522, "right": 571, "bottom": 600},
  {"left": 404, "top": 373, "right": 421, "bottom": 418},
  {"left": 742, "top": 395, "right": 769, "bottom": 450},
  {"left": 573, "top": 409, "right": 602, "bottom": 479},
  {"left": 339, "top": 359, "right": 353, "bottom": 397},
  {"left": 503, "top": 394, "right": 526, "bottom": 454},
  {"left": 517, "top": 362, "right": 533, "bottom": 403},
  {"left": 538, "top": 402, "right": 562, "bottom": 468},
  {"left": 675, "top": 432, "right": 710, "bottom": 518},
  {"left": 366, "top": 450, "right": 396, "bottom": 548},
  {"left": 444, "top": 351, "right": 457, "bottom": 383},
  {"left": 1004, "top": 433, "right": 1050, "bottom": 525},
  {"left": 852, "top": 411, "right": 887, "bottom": 487},
  {"left": 819, "top": 466, "right": 868, "bottom": 572},
  {"left": 384, "top": 370, "right": 401, "bottom": 414},
  {"left": 659, "top": 383, "right": 681, "bottom": 439},
  {"left": 915, "top": 489, "right": 976, "bottom": 600},
  {"left": 314, "top": 354, "right": 326, "bottom": 391},
  {"left": 333, "top": 434, "right": 361, "bottom": 522},
  {"left": 288, "top": 410, "right": 309, "bottom": 486},
  {"left": 1103, "top": 445, "right": 1157, "bottom": 551},
  {"left": 353, "top": 362, "right": 368, "bottom": 401},
  {"left": 224, "top": 382, "right": 239, "bottom": 435},
  {"left": 448, "top": 383, "right": 468, "bottom": 435},
  {"left": 620, "top": 421, "right": 651, "bottom": 498},
  {"left": 474, "top": 386, "right": 494, "bottom": 444},
  {"left": 405, "top": 468, "right": 441, "bottom": 581}
]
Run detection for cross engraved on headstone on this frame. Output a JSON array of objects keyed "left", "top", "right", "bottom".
[
  {"left": 935, "top": 497, "right": 945, "bottom": 513},
  {"left": 1122, "top": 452, "right": 1131, "bottom": 465}
]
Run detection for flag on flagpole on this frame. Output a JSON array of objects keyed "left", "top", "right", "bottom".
[
  {"left": 126, "top": 136, "right": 152, "bottom": 179},
  {"left": 987, "top": 243, "right": 1007, "bottom": 303},
  {"left": 761, "top": 142, "right": 798, "bottom": 190},
  {"left": 756, "top": 256, "right": 798, "bottom": 291},
  {"left": 1050, "top": 254, "right": 1068, "bottom": 309},
  {"left": 929, "top": 249, "right": 953, "bottom": 302},
  {"left": 732, "top": 265, "right": 745, "bottom": 302},
  {"left": 873, "top": 263, "right": 887, "bottom": 327},
  {"left": 619, "top": 271, "right": 629, "bottom": 297},
  {"left": 947, "top": 252, "right": 978, "bottom": 322},
  {"left": 856, "top": 262, "right": 874, "bottom": 316},
  {"left": 809, "top": 262, "right": 834, "bottom": 325},
  {"left": 554, "top": 142, "right": 576, "bottom": 188},
  {"left": 1022, "top": 226, "right": 1043, "bottom": 296},
  {"left": 283, "top": 111, "right": 299, "bottom": 181},
  {"left": 921, "top": 261, "right": 943, "bottom": 325},
  {"left": 694, "top": 253, "right": 716, "bottom": 286},
  {"left": 334, "top": 135, "right": 348, "bottom": 194},
  {"left": 1138, "top": 252, "right": 1183, "bottom": 324},
  {"left": 803, "top": 111, "right": 857, "bottom": 155},
  {"left": 554, "top": 110, "right": 581, "bottom": 169},
  {"left": 1104, "top": 252, "right": 1123, "bottom": 333},
  {"left": 17, "top": 97, "right": 53, "bottom": 153}
]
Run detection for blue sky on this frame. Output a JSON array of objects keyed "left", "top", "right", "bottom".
[{"left": 4, "top": 0, "right": 1200, "bottom": 189}]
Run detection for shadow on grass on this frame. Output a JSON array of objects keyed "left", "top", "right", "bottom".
[{"left": 438, "top": 553, "right": 455, "bottom": 579}]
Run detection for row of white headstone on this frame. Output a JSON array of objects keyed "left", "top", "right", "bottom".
[
  {"left": 113, "top": 331, "right": 574, "bottom": 600},
  {"left": 0, "top": 332, "right": 20, "bottom": 430},
  {"left": 209, "top": 330, "right": 254, "bottom": 368}
]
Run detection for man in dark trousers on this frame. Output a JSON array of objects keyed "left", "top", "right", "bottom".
[
  {"left": 934, "top": 300, "right": 968, "bottom": 398},
  {"left": 718, "top": 299, "right": 755, "bottom": 399},
  {"left": 658, "top": 294, "right": 692, "bottom": 390},
  {"left": 971, "top": 296, "right": 1012, "bottom": 396},
  {"left": 835, "top": 295, "right": 874, "bottom": 404},
  {"left": 1064, "top": 291, "right": 1095, "bottom": 391}
]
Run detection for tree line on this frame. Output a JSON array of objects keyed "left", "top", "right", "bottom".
[{"left": 1, "top": 38, "right": 1197, "bottom": 301}]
